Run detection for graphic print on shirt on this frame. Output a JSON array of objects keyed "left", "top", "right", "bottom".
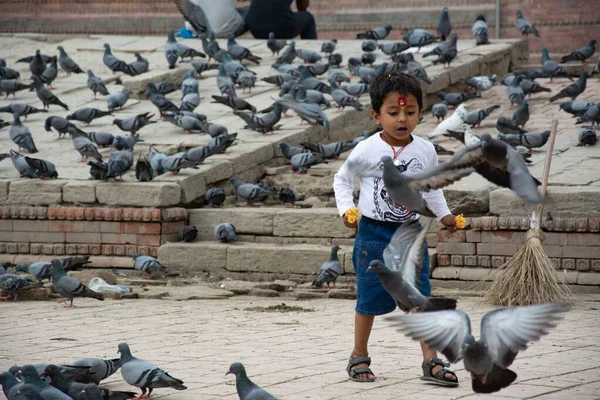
[{"left": 372, "top": 157, "right": 424, "bottom": 222}]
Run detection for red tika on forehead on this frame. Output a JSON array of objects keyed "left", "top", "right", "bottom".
[{"left": 397, "top": 95, "right": 407, "bottom": 110}]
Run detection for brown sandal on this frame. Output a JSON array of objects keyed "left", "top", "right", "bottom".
[{"left": 346, "top": 354, "right": 376, "bottom": 382}]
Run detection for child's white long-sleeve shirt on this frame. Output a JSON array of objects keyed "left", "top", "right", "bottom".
[{"left": 333, "top": 132, "right": 452, "bottom": 223}]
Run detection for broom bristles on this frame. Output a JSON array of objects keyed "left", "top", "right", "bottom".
[{"left": 484, "top": 228, "right": 571, "bottom": 307}]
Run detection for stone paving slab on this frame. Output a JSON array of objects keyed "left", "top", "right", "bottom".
[
  {"left": 1, "top": 294, "right": 599, "bottom": 400},
  {"left": 0, "top": 34, "right": 523, "bottom": 207}
]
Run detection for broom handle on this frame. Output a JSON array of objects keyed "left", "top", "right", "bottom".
[{"left": 535, "top": 119, "right": 559, "bottom": 217}]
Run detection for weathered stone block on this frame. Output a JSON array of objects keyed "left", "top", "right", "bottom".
[
  {"left": 8, "top": 180, "right": 66, "bottom": 205},
  {"left": 490, "top": 187, "right": 600, "bottom": 218},
  {"left": 273, "top": 208, "right": 353, "bottom": 238},
  {"left": 0, "top": 180, "right": 10, "bottom": 204},
  {"left": 189, "top": 208, "right": 274, "bottom": 236},
  {"left": 431, "top": 267, "right": 461, "bottom": 279},
  {"left": 444, "top": 173, "right": 495, "bottom": 214},
  {"left": 225, "top": 243, "right": 331, "bottom": 275},
  {"left": 96, "top": 182, "right": 181, "bottom": 207},
  {"left": 158, "top": 242, "right": 227, "bottom": 273},
  {"left": 63, "top": 181, "right": 97, "bottom": 204}
]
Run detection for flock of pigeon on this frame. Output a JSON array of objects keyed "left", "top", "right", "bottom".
[{"left": 0, "top": 3, "right": 596, "bottom": 399}]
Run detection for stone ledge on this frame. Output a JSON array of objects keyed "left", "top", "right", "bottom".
[
  {"left": 0, "top": 206, "right": 187, "bottom": 222},
  {"left": 7, "top": 180, "right": 67, "bottom": 206},
  {"left": 96, "top": 182, "right": 182, "bottom": 207}
]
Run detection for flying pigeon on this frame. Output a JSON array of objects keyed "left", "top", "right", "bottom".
[{"left": 497, "top": 131, "right": 551, "bottom": 151}]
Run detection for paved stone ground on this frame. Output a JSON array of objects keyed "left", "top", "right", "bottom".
[{"left": 2, "top": 294, "right": 600, "bottom": 400}]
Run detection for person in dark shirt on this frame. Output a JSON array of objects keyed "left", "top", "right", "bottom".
[{"left": 245, "top": 0, "right": 317, "bottom": 40}]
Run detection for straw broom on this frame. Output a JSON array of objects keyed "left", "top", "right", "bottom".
[{"left": 485, "top": 119, "right": 570, "bottom": 307}]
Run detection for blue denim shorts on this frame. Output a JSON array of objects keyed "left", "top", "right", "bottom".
[{"left": 352, "top": 216, "right": 431, "bottom": 316}]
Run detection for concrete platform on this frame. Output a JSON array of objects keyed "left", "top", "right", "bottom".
[{"left": 0, "top": 33, "right": 525, "bottom": 207}]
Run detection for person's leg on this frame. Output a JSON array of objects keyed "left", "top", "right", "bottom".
[
  {"left": 418, "top": 240, "right": 458, "bottom": 384},
  {"left": 351, "top": 312, "right": 375, "bottom": 381},
  {"left": 233, "top": 6, "right": 250, "bottom": 37},
  {"left": 292, "top": 11, "right": 317, "bottom": 39}
]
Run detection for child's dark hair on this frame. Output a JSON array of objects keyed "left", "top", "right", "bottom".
[{"left": 369, "top": 73, "right": 423, "bottom": 113}]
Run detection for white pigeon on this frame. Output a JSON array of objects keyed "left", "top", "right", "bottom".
[
  {"left": 462, "top": 123, "right": 481, "bottom": 146},
  {"left": 428, "top": 104, "right": 469, "bottom": 139}
]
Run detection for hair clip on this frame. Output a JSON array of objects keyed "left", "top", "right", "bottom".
[
  {"left": 398, "top": 95, "right": 407, "bottom": 110},
  {"left": 387, "top": 74, "right": 391, "bottom": 78}
]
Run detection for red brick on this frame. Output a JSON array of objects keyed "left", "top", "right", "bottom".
[
  {"left": 437, "top": 229, "right": 466, "bottom": 243},
  {"left": 161, "top": 234, "right": 178, "bottom": 244},
  {"left": 84, "top": 221, "right": 122, "bottom": 233},
  {"left": 477, "top": 243, "right": 520, "bottom": 256},
  {"left": 563, "top": 246, "right": 600, "bottom": 259},
  {"left": 161, "top": 208, "right": 187, "bottom": 221},
  {"left": 101, "top": 233, "right": 137, "bottom": 245},
  {"left": 481, "top": 231, "right": 524, "bottom": 244},
  {"left": 49, "top": 220, "right": 86, "bottom": 233},
  {"left": 122, "top": 222, "right": 161, "bottom": 235},
  {"left": 466, "top": 230, "right": 481, "bottom": 243},
  {"left": 437, "top": 243, "right": 477, "bottom": 255},
  {"left": 566, "top": 233, "right": 600, "bottom": 247},
  {"left": 161, "top": 221, "right": 186, "bottom": 234},
  {"left": 136, "top": 235, "right": 160, "bottom": 247}
]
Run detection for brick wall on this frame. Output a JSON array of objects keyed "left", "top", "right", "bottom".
[
  {"left": 0, "top": 205, "right": 187, "bottom": 259},
  {"left": 0, "top": 0, "right": 597, "bottom": 54},
  {"left": 435, "top": 216, "right": 600, "bottom": 287}
]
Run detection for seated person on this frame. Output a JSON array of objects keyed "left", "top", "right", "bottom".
[
  {"left": 245, "top": 0, "right": 317, "bottom": 40},
  {"left": 182, "top": 0, "right": 250, "bottom": 38}
]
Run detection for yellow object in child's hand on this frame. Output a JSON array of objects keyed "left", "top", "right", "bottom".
[
  {"left": 346, "top": 207, "right": 360, "bottom": 224},
  {"left": 455, "top": 214, "right": 466, "bottom": 229}
]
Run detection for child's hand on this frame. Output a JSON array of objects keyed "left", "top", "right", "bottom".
[
  {"left": 342, "top": 212, "right": 357, "bottom": 229},
  {"left": 440, "top": 214, "right": 457, "bottom": 233}
]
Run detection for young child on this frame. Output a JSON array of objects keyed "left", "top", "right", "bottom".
[{"left": 333, "top": 73, "right": 459, "bottom": 386}]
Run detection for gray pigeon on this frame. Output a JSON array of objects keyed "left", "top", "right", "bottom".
[
  {"left": 278, "top": 142, "right": 308, "bottom": 160},
  {"left": 462, "top": 75, "right": 497, "bottom": 93},
  {"left": 226, "top": 362, "right": 278, "bottom": 400},
  {"left": 0, "top": 103, "right": 47, "bottom": 119},
  {"left": 164, "top": 29, "right": 205, "bottom": 69},
  {"left": 577, "top": 127, "right": 597, "bottom": 147},
  {"left": 506, "top": 75, "right": 525, "bottom": 108},
  {"left": 298, "top": 65, "right": 331, "bottom": 93},
  {"left": 549, "top": 71, "right": 588, "bottom": 103},
  {"left": 70, "top": 358, "right": 122, "bottom": 385},
  {"left": 330, "top": 83, "right": 363, "bottom": 112},
  {"left": 50, "top": 260, "right": 104, "bottom": 307},
  {"left": 274, "top": 40, "right": 297, "bottom": 65},
  {"left": 124, "top": 53, "right": 149, "bottom": 76},
  {"left": 70, "top": 128, "right": 103, "bottom": 163},
  {"left": 86, "top": 70, "right": 109, "bottom": 99},
  {"left": 0, "top": 66, "right": 20, "bottom": 80},
  {"left": 178, "top": 225, "right": 198, "bottom": 242},
  {"left": 367, "top": 221, "right": 457, "bottom": 312},
  {"left": 234, "top": 103, "right": 282, "bottom": 135},
  {"left": 29, "top": 50, "right": 47, "bottom": 77},
  {"left": 541, "top": 48, "right": 573, "bottom": 83},
  {"left": 44, "top": 116, "right": 82, "bottom": 140},
  {"left": 106, "top": 149, "right": 134, "bottom": 180},
  {"left": 378, "top": 42, "right": 410, "bottom": 56},
  {"left": 290, "top": 152, "right": 326, "bottom": 173},
  {"left": 296, "top": 48, "right": 322, "bottom": 64},
  {"left": 262, "top": 73, "right": 296, "bottom": 87},
  {"left": 515, "top": 10, "right": 540, "bottom": 37},
  {"left": 9, "top": 150, "right": 38, "bottom": 178},
  {"left": 67, "top": 108, "right": 113, "bottom": 125},
  {"left": 361, "top": 39, "right": 377, "bottom": 52},
  {"left": 278, "top": 88, "right": 331, "bottom": 139},
  {"left": 575, "top": 103, "right": 600, "bottom": 128},
  {"left": 211, "top": 95, "right": 256, "bottom": 114},
  {"left": 436, "top": 91, "right": 478, "bottom": 107},
  {"left": 78, "top": 383, "right": 136, "bottom": 400},
  {"left": 214, "top": 223, "right": 236, "bottom": 242},
  {"left": 103, "top": 43, "right": 128, "bottom": 73},
  {"left": 229, "top": 176, "right": 276, "bottom": 205},
  {"left": 107, "top": 90, "right": 130, "bottom": 111},
  {"left": 432, "top": 101, "right": 449, "bottom": 122},
  {"left": 512, "top": 100, "right": 529, "bottom": 127},
  {"left": 387, "top": 303, "right": 569, "bottom": 393},
  {"left": 437, "top": 7, "right": 452, "bottom": 41},
  {"left": 422, "top": 33, "right": 457, "bottom": 58},
  {"left": 237, "top": 70, "right": 257, "bottom": 93},
  {"left": 472, "top": 15, "right": 490, "bottom": 45},
  {"left": 356, "top": 25, "right": 392, "bottom": 40},
  {"left": 207, "top": 132, "right": 237, "bottom": 154},
  {"left": 181, "top": 69, "right": 199, "bottom": 96},
  {"left": 0, "top": 371, "right": 22, "bottom": 398},
  {"left": 352, "top": 130, "right": 370, "bottom": 145},
  {"left": 205, "top": 187, "right": 226, "bottom": 206},
  {"left": 217, "top": 65, "right": 237, "bottom": 97},
  {"left": 312, "top": 245, "right": 343, "bottom": 290},
  {"left": 405, "top": 53, "right": 432, "bottom": 84},
  {"left": 179, "top": 91, "right": 200, "bottom": 112},
  {"left": 10, "top": 113, "right": 38, "bottom": 154},
  {"left": 89, "top": 131, "right": 115, "bottom": 148},
  {"left": 464, "top": 105, "right": 500, "bottom": 128},
  {"left": 346, "top": 156, "right": 474, "bottom": 217},
  {"left": 498, "top": 131, "right": 550, "bottom": 151},
  {"left": 117, "top": 343, "right": 186, "bottom": 398},
  {"left": 279, "top": 188, "right": 299, "bottom": 206},
  {"left": 183, "top": 59, "right": 219, "bottom": 77},
  {"left": 519, "top": 76, "right": 551, "bottom": 97},
  {"left": 440, "top": 133, "right": 543, "bottom": 203},
  {"left": 1, "top": 80, "right": 33, "bottom": 99},
  {"left": 11, "top": 384, "right": 45, "bottom": 400},
  {"left": 32, "top": 76, "right": 69, "bottom": 110},
  {"left": 113, "top": 112, "right": 156, "bottom": 134},
  {"left": 24, "top": 156, "right": 58, "bottom": 179},
  {"left": 0, "top": 273, "right": 38, "bottom": 301},
  {"left": 561, "top": 40, "right": 597, "bottom": 63},
  {"left": 321, "top": 38, "right": 337, "bottom": 55},
  {"left": 267, "top": 32, "right": 287, "bottom": 56},
  {"left": 496, "top": 116, "right": 526, "bottom": 134},
  {"left": 57, "top": 46, "right": 83, "bottom": 75},
  {"left": 327, "top": 68, "right": 351, "bottom": 84},
  {"left": 20, "top": 366, "right": 72, "bottom": 400},
  {"left": 363, "top": 53, "right": 377, "bottom": 66},
  {"left": 300, "top": 141, "right": 354, "bottom": 160},
  {"left": 135, "top": 155, "right": 154, "bottom": 182},
  {"left": 403, "top": 28, "right": 437, "bottom": 53},
  {"left": 227, "top": 34, "right": 261, "bottom": 64},
  {"left": 132, "top": 253, "right": 166, "bottom": 276},
  {"left": 40, "top": 57, "right": 58, "bottom": 89},
  {"left": 146, "top": 83, "right": 179, "bottom": 116},
  {"left": 157, "top": 153, "right": 198, "bottom": 175}
]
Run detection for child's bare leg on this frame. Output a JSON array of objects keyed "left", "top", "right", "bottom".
[
  {"left": 420, "top": 341, "right": 457, "bottom": 382},
  {"left": 351, "top": 312, "right": 376, "bottom": 381}
]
